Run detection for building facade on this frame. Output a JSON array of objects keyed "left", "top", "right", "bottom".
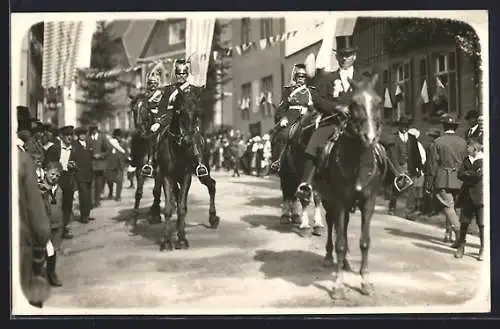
[{"left": 231, "top": 17, "right": 285, "bottom": 137}]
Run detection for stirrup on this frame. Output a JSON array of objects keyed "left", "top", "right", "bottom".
[
  {"left": 394, "top": 173, "right": 414, "bottom": 193},
  {"left": 270, "top": 160, "right": 281, "bottom": 172},
  {"left": 141, "top": 164, "right": 154, "bottom": 178},
  {"left": 297, "top": 182, "right": 312, "bottom": 193},
  {"left": 195, "top": 164, "right": 208, "bottom": 177}
]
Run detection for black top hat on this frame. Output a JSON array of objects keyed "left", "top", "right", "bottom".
[
  {"left": 75, "top": 126, "right": 88, "bottom": 135},
  {"left": 17, "top": 106, "right": 31, "bottom": 122},
  {"left": 112, "top": 128, "right": 122, "bottom": 138},
  {"left": 396, "top": 115, "right": 414, "bottom": 126},
  {"left": 333, "top": 35, "right": 358, "bottom": 55},
  {"left": 59, "top": 125, "right": 74, "bottom": 136},
  {"left": 465, "top": 110, "right": 480, "bottom": 120},
  {"left": 43, "top": 123, "right": 56, "bottom": 132}
]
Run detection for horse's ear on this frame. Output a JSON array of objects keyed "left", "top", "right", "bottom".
[
  {"left": 370, "top": 73, "right": 379, "bottom": 87},
  {"left": 347, "top": 77, "right": 359, "bottom": 90}
]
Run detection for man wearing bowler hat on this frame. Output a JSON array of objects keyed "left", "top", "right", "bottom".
[
  {"left": 426, "top": 114, "right": 467, "bottom": 246},
  {"left": 464, "top": 110, "right": 483, "bottom": 142},
  {"left": 72, "top": 126, "right": 94, "bottom": 223},
  {"left": 45, "top": 125, "right": 77, "bottom": 239},
  {"left": 88, "top": 122, "right": 109, "bottom": 208}
]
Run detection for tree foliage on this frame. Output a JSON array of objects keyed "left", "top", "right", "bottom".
[
  {"left": 77, "top": 21, "right": 122, "bottom": 124},
  {"left": 198, "top": 20, "right": 232, "bottom": 133}
]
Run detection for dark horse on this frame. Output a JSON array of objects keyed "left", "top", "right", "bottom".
[
  {"left": 156, "top": 89, "right": 220, "bottom": 251},
  {"left": 128, "top": 94, "right": 163, "bottom": 227},
  {"left": 300, "top": 74, "right": 387, "bottom": 299},
  {"left": 273, "top": 114, "right": 324, "bottom": 235}
]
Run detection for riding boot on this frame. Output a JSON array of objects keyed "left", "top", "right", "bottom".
[
  {"left": 478, "top": 225, "right": 484, "bottom": 261},
  {"left": 47, "top": 254, "right": 62, "bottom": 287},
  {"left": 270, "top": 148, "right": 285, "bottom": 173},
  {"left": 297, "top": 154, "right": 316, "bottom": 198},
  {"left": 454, "top": 223, "right": 468, "bottom": 258}
]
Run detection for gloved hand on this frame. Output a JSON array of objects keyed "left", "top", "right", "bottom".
[
  {"left": 300, "top": 106, "right": 308, "bottom": 115},
  {"left": 150, "top": 123, "right": 161, "bottom": 132},
  {"left": 280, "top": 119, "right": 289, "bottom": 127}
]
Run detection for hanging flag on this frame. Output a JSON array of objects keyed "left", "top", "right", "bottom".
[
  {"left": 420, "top": 80, "right": 429, "bottom": 104},
  {"left": 259, "top": 39, "right": 267, "bottom": 50},
  {"left": 384, "top": 88, "right": 392, "bottom": 108},
  {"left": 315, "top": 14, "right": 336, "bottom": 72},
  {"left": 394, "top": 84, "right": 404, "bottom": 104},
  {"left": 305, "top": 52, "right": 316, "bottom": 78},
  {"left": 185, "top": 18, "right": 216, "bottom": 87},
  {"left": 436, "top": 76, "right": 448, "bottom": 98}
]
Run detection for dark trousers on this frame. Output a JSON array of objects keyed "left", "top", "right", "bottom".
[
  {"left": 232, "top": 157, "right": 241, "bottom": 177},
  {"left": 92, "top": 170, "right": 105, "bottom": 205},
  {"left": 51, "top": 227, "right": 63, "bottom": 251},
  {"left": 107, "top": 170, "right": 124, "bottom": 199},
  {"left": 77, "top": 180, "right": 92, "bottom": 220},
  {"left": 59, "top": 172, "right": 75, "bottom": 228}
]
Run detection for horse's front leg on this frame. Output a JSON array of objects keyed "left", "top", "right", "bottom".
[
  {"left": 159, "top": 176, "right": 176, "bottom": 251},
  {"left": 331, "top": 204, "right": 347, "bottom": 300},
  {"left": 359, "top": 196, "right": 375, "bottom": 296},
  {"left": 131, "top": 170, "right": 144, "bottom": 228},
  {"left": 322, "top": 201, "right": 335, "bottom": 268},
  {"left": 175, "top": 174, "right": 192, "bottom": 249},
  {"left": 149, "top": 173, "right": 162, "bottom": 224},
  {"left": 198, "top": 174, "right": 220, "bottom": 229}
]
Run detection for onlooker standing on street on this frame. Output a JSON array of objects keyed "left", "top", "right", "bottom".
[
  {"left": 426, "top": 114, "right": 467, "bottom": 246},
  {"left": 88, "top": 123, "right": 108, "bottom": 208},
  {"left": 407, "top": 128, "right": 427, "bottom": 214},
  {"left": 455, "top": 138, "right": 484, "bottom": 260},
  {"left": 423, "top": 128, "right": 442, "bottom": 215},
  {"left": 72, "top": 127, "right": 94, "bottom": 224},
  {"left": 387, "top": 116, "right": 423, "bottom": 216},
  {"left": 45, "top": 126, "right": 77, "bottom": 239},
  {"left": 105, "top": 129, "right": 128, "bottom": 201},
  {"left": 464, "top": 110, "right": 483, "bottom": 141},
  {"left": 17, "top": 107, "right": 52, "bottom": 308}
]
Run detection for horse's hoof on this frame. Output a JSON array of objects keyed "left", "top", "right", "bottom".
[
  {"left": 312, "top": 226, "right": 324, "bottom": 236},
  {"left": 175, "top": 239, "right": 189, "bottom": 250},
  {"left": 322, "top": 257, "right": 335, "bottom": 268},
  {"left": 280, "top": 215, "right": 291, "bottom": 225},
  {"left": 360, "top": 282, "right": 374, "bottom": 296},
  {"left": 291, "top": 214, "right": 301, "bottom": 225},
  {"left": 343, "top": 259, "right": 353, "bottom": 272},
  {"left": 330, "top": 286, "right": 346, "bottom": 300},
  {"left": 209, "top": 215, "right": 220, "bottom": 229}
]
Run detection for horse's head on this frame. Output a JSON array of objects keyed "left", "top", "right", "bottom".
[
  {"left": 344, "top": 74, "right": 382, "bottom": 147},
  {"left": 169, "top": 89, "right": 199, "bottom": 145}
]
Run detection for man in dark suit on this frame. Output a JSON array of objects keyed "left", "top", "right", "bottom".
[
  {"left": 426, "top": 114, "right": 467, "bottom": 246},
  {"left": 387, "top": 116, "right": 423, "bottom": 215},
  {"left": 88, "top": 123, "right": 108, "bottom": 208},
  {"left": 105, "top": 129, "right": 128, "bottom": 201},
  {"left": 17, "top": 124, "right": 52, "bottom": 308},
  {"left": 464, "top": 110, "right": 483, "bottom": 142},
  {"left": 24, "top": 120, "right": 46, "bottom": 164},
  {"left": 72, "top": 127, "right": 94, "bottom": 223},
  {"left": 45, "top": 126, "right": 77, "bottom": 239}
]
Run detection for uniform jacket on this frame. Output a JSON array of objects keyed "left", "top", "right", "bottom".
[
  {"left": 427, "top": 132, "right": 467, "bottom": 190},
  {"left": 388, "top": 132, "right": 423, "bottom": 177},
  {"left": 88, "top": 132, "right": 109, "bottom": 171},
  {"left": 457, "top": 155, "right": 483, "bottom": 206},
  {"left": 311, "top": 69, "right": 361, "bottom": 116},
  {"left": 158, "top": 83, "right": 203, "bottom": 128},
  {"left": 71, "top": 140, "right": 94, "bottom": 182},
  {"left": 42, "top": 184, "right": 64, "bottom": 229},
  {"left": 106, "top": 139, "right": 128, "bottom": 171},
  {"left": 275, "top": 84, "right": 315, "bottom": 123},
  {"left": 18, "top": 148, "right": 51, "bottom": 302}
]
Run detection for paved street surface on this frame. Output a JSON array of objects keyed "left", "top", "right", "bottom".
[{"left": 44, "top": 172, "right": 488, "bottom": 312}]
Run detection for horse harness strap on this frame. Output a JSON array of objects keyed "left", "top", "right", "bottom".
[{"left": 167, "top": 81, "right": 190, "bottom": 109}]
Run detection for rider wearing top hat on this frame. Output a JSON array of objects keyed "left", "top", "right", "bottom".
[
  {"left": 270, "top": 63, "right": 316, "bottom": 172},
  {"left": 142, "top": 59, "right": 208, "bottom": 178}
]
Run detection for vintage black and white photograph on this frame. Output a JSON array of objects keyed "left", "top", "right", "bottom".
[{"left": 11, "top": 11, "right": 489, "bottom": 314}]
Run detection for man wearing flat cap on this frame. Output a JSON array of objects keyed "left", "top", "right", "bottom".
[
  {"left": 465, "top": 110, "right": 483, "bottom": 142},
  {"left": 426, "top": 114, "right": 467, "bottom": 246},
  {"left": 386, "top": 115, "right": 423, "bottom": 216},
  {"left": 88, "top": 122, "right": 109, "bottom": 208},
  {"left": 72, "top": 126, "right": 94, "bottom": 223},
  {"left": 45, "top": 125, "right": 77, "bottom": 239}
]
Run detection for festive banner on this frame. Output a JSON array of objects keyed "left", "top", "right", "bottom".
[
  {"left": 185, "top": 18, "right": 216, "bottom": 87},
  {"left": 315, "top": 14, "right": 336, "bottom": 72},
  {"left": 383, "top": 88, "right": 392, "bottom": 108},
  {"left": 420, "top": 80, "right": 429, "bottom": 104}
]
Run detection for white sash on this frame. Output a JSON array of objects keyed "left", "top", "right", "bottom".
[
  {"left": 148, "top": 90, "right": 163, "bottom": 103},
  {"left": 168, "top": 81, "right": 191, "bottom": 105},
  {"left": 106, "top": 136, "right": 126, "bottom": 154},
  {"left": 288, "top": 84, "right": 312, "bottom": 106}
]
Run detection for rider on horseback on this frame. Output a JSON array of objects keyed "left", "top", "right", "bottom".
[
  {"left": 296, "top": 36, "right": 413, "bottom": 198},
  {"left": 270, "top": 63, "right": 316, "bottom": 172}
]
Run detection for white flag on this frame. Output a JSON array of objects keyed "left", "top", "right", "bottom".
[
  {"left": 384, "top": 88, "right": 392, "bottom": 108},
  {"left": 420, "top": 80, "right": 429, "bottom": 104},
  {"left": 315, "top": 14, "right": 336, "bottom": 72},
  {"left": 185, "top": 18, "right": 216, "bottom": 87}
]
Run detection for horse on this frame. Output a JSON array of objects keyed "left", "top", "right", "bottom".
[
  {"left": 155, "top": 89, "right": 220, "bottom": 251},
  {"left": 128, "top": 94, "right": 163, "bottom": 228},
  {"left": 273, "top": 114, "right": 324, "bottom": 236},
  {"left": 299, "top": 74, "right": 387, "bottom": 299}
]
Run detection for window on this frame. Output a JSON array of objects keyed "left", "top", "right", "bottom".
[
  {"left": 433, "top": 52, "right": 458, "bottom": 115},
  {"left": 393, "top": 61, "right": 412, "bottom": 119},
  {"left": 260, "top": 18, "right": 273, "bottom": 39},
  {"left": 240, "top": 83, "right": 252, "bottom": 120},
  {"left": 241, "top": 18, "right": 251, "bottom": 45},
  {"left": 168, "top": 20, "right": 186, "bottom": 45},
  {"left": 260, "top": 75, "right": 274, "bottom": 117}
]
